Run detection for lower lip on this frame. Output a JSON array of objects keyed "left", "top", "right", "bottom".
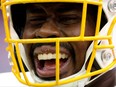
[{"left": 35, "top": 57, "right": 71, "bottom": 78}]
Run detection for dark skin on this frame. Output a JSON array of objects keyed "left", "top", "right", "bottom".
[{"left": 22, "top": 3, "right": 96, "bottom": 79}]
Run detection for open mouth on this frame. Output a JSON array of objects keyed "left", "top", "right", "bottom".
[{"left": 32, "top": 45, "right": 72, "bottom": 79}]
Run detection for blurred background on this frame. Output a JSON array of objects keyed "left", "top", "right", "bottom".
[{"left": 0, "top": 10, "right": 11, "bottom": 73}]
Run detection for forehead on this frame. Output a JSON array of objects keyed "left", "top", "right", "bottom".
[{"left": 26, "top": 3, "right": 83, "bottom": 13}]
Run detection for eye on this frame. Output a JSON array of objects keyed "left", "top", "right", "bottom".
[
  {"left": 28, "top": 16, "right": 47, "bottom": 27},
  {"left": 57, "top": 15, "right": 81, "bottom": 25}
]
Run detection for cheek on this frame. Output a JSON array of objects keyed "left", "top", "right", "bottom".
[
  {"left": 22, "top": 27, "right": 36, "bottom": 39},
  {"left": 85, "top": 27, "right": 95, "bottom": 36},
  {"left": 61, "top": 24, "right": 81, "bottom": 36},
  {"left": 22, "top": 28, "right": 35, "bottom": 55},
  {"left": 73, "top": 41, "right": 91, "bottom": 71},
  {"left": 23, "top": 44, "right": 30, "bottom": 53},
  {"left": 85, "top": 19, "right": 96, "bottom": 36}
]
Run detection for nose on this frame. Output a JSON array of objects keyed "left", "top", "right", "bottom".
[{"left": 35, "top": 20, "right": 60, "bottom": 38}]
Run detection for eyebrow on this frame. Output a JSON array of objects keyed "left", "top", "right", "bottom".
[
  {"left": 55, "top": 4, "right": 82, "bottom": 14},
  {"left": 26, "top": 4, "right": 46, "bottom": 14},
  {"left": 56, "top": 6, "right": 75, "bottom": 12}
]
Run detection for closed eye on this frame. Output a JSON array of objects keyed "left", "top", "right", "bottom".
[
  {"left": 28, "top": 16, "right": 47, "bottom": 27},
  {"left": 57, "top": 15, "right": 81, "bottom": 25}
]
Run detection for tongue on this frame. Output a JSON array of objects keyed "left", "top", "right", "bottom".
[
  {"left": 44, "top": 59, "right": 66, "bottom": 70},
  {"left": 44, "top": 60, "right": 55, "bottom": 70}
]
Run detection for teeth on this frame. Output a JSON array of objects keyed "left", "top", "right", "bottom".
[{"left": 38, "top": 53, "right": 68, "bottom": 60}]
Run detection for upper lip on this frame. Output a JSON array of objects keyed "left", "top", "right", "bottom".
[
  {"left": 31, "top": 43, "right": 74, "bottom": 57},
  {"left": 33, "top": 45, "right": 71, "bottom": 57}
]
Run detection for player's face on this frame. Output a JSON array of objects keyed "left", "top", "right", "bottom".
[{"left": 22, "top": 3, "right": 95, "bottom": 80}]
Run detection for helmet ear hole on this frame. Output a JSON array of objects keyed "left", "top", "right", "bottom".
[{"left": 11, "top": 4, "right": 26, "bottom": 38}]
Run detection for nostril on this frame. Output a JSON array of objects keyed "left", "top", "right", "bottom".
[{"left": 47, "top": 35, "right": 59, "bottom": 38}]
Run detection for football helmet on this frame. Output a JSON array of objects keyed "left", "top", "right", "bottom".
[{"left": 1, "top": 0, "right": 116, "bottom": 87}]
